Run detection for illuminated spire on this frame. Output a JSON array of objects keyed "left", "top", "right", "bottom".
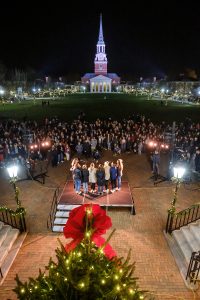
[
  {"left": 98, "top": 14, "right": 104, "bottom": 43},
  {"left": 95, "top": 13, "right": 107, "bottom": 74}
]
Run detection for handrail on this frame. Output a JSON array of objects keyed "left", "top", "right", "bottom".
[
  {"left": 0, "top": 209, "right": 26, "bottom": 233},
  {"left": 47, "top": 187, "right": 60, "bottom": 231},
  {"left": 166, "top": 203, "right": 200, "bottom": 234},
  {"left": 186, "top": 251, "right": 200, "bottom": 285}
]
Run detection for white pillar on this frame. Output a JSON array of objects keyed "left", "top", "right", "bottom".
[
  {"left": 98, "top": 83, "right": 100, "bottom": 93},
  {"left": 109, "top": 83, "right": 111, "bottom": 92}
]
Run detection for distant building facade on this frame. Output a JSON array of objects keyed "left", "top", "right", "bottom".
[{"left": 81, "top": 14, "right": 120, "bottom": 93}]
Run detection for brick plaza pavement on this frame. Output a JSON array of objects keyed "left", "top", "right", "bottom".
[{"left": 0, "top": 152, "right": 200, "bottom": 299}]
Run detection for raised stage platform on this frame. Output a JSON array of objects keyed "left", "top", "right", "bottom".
[{"left": 58, "top": 180, "right": 136, "bottom": 215}]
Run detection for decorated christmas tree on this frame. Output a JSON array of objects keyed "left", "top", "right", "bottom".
[{"left": 14, "top": 204, "right": 147, "bottom": 299}]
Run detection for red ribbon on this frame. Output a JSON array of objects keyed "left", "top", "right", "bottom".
[{"left": 64, "top": 204, "right": 116, "bottom": 259}]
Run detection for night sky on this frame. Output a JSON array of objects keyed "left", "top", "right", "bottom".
[{"left": 0, "top": 1, "right": 200, "bottom": 80}]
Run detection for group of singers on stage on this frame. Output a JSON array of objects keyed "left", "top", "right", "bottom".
[{"left": 70, "top": 158, "right": 123, "bottom": 195}]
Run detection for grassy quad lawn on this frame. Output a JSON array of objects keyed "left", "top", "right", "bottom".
[{"left": 0, "top": 93, "right": 200, "bottom": 123}]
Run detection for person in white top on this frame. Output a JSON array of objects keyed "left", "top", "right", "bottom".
[
  {"left": 104, "top": 161, "right": 110, "bottom": 192},
  {"left": 88, "top": 162, "right": 97, "bottom": 193}
]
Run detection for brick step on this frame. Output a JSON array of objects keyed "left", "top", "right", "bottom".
[
  {"left": 164, "top": 230, "right": 198, "bottom": 291},
  {"left": 0, "top": 226, "right": 11, "bottom": 248},
  {"left": 0, "top": 222, "right": 4, "bottom": 231},
  {"left": 172, "top": 230, "right": 192, "bottom": 264},
  {"left": 0, "top": 227, "right": 19, "bottom": 266},
  {"left": 0, "top": 232, "right": 27, "bottom": 285},
  {"left": 52, "top": 225, "right": 65, "bottom": 232},
  {"left": 189, "top": 224, "right": 200, "bottom": 241},
  {"left": 181, "top": 227, "right": 200, "bottom": 252},
  {"left": 54, "top": 218, "right": 68, "bottom": 225},
  {"left": 57, "top": 204, "right": 81, "bottom": 211},
  {"left": 55, "top": 211, "right": 70, "bottom": 218}
]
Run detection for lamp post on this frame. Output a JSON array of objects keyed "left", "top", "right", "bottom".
[
  {"left": 0, "top": 89, "right": 5, "bottom": 96},
  {"left": 6, "top": 165, "right": 26, "bottom": 232},
  {"left": 7, "top": 165, "right": 21, "bottom": 207},
  {"left": 169, "top": 165, "right": 185, "bottom": 214}
]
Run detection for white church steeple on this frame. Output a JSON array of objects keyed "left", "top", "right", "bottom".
[{"left": 94, "top": 14, "right": 107, "bottom": 75}]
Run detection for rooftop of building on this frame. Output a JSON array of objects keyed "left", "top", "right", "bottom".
[{"left": 82, "top": 73, "right": 120, "bottom": 79}]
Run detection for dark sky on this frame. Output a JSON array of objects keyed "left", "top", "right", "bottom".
[{"left": 0, "top": 1, "right": 200, "bottom": 79}]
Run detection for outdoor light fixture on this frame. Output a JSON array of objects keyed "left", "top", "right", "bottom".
[
  {"left": 7, "top": 165, "right": 19, "bottom": 202},
  {"left": 161, "top": 144, "right": 169, "bottom": 149},
  {"left": 173, "top": 166, "right": 185, "bottom": 179},
  {"left": 7, "top": 165, "right": 18, "bottom": 179},
  {"left": 30, "top": 144, "right": 38, "bottom": 150},
  {"left": 148, "top": 141, "right": 158, "bottom": 148},
  {"left": 41, "top": 141, "right": 49, "bottom": 147},
  {"left": 168, "top": 164, "right": 185, "bottom": 214},
  {"left": 149, "top": 141, "right": 154, "bottom": 147},
  {"left": 0, "top": 89, "right": 5, "bottom": 95},
  {"left": 6, "top": 164, "right": 26, "bottom": 223}
]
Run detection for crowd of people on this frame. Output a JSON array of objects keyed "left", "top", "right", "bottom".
[
  {"left": 70, "top": 158, "right": 123, "bottom": 195},
  {"left": 0, "top": 114, "right": 200, "bottom": 177}
]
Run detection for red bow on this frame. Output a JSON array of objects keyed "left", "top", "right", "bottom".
[{"left": 63, "top": 204, "right": 116, "bottom": 259}]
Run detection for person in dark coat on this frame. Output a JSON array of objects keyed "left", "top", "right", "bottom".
[
  {"left": 96, "top": 164, "right": 105, "bottom": 195},
  {"left": 51, "top": 146, "right": 58, "bottom": 167},
  {"left": 76, "top": 142, "right": 83, "bottom": 158},
  {"left": 152, "top": 149, "right": 160, "bottom": 175},
  {"left": 73, "top": 165, "right": 82, "bottom": 194},
  {"left": 0, "top": 144, "right": 4, "bottom": 167},
  {"left": 81, "top": 164, "right": 89, "bottom": 194},
  {"left": 110, "top": 162, "right": 117, "bottom": 192},
  {"left": 83, "top": 139, "right": 91, "bottom": 158},
  {"left": 195, "top": 149, "right": 200, "bottom": 172}
]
